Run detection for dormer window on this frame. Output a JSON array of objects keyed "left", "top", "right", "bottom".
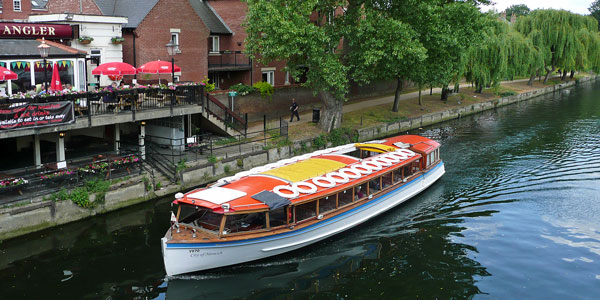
[{"left": 13, "top": 0, "right": 21, "bottom": 12}]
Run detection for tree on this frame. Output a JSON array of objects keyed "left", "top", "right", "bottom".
[
  {"left": 244, "top": 0, "right": 424, "bottom": 132},
  {"left": 515, "top": 10, "right": 600, "bottom": 84},
  {"left": 504, "top": 4, "right": 530, "bottom": 21},
  {"left": 589, "top": 0, "right": 600, "bottom": 30},
  {"left": 368, "top": 0, "right": 487, "bottom": 108}
]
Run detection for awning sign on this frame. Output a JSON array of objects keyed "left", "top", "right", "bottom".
[
  {"left": 0, "top": 22, "right": 72, "bottom": 39},
  {"left": 0, "top": 101, "right": 75, "bottom": 130}
]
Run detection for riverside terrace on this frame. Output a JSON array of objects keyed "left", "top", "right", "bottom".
[{"left": 0, "top": 85, "right": 247, "bottom": 195}]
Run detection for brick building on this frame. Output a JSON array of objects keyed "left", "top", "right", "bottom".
[
  {"left": 0, "top": 0, "right": 102, "bottom": 20},
  {"left": 94, "top": 0, "right": 290, "bottom": 89}
]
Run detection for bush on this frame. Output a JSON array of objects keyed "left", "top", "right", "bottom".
[
  {"left": 229, "top": 83, "right": 257, "bottom": 96},
  {"left": 252, "top": 81, "right": 274, "bottom": 99},
  {"left": 499, "top": 91, "right": 517, "bottom": 97},
  {"left": 202, "top": 77, "right": 215, "bottom": 92},
  {"left": 70, "top": 187, "right": 91, "bottom": 208}
]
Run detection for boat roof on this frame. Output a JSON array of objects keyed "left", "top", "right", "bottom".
[{"left": 174, "top": 135, "right": 440, "bottom": 213}]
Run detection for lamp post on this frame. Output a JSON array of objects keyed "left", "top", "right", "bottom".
[
  {"left": 37, "top": 38, "right": 50, "bottom": 92},
  {"left": 166, "top": 40, "right": 178, "bottom": 83}
]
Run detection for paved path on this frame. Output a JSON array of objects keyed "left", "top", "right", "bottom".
[{"left": 246, "top": 78, "right": 537, "bottom": 133}]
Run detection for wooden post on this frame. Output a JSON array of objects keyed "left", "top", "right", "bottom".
[
  {"left": 218, "top": 215, "right": 227, "bottom": 238},
  {"left": 265, "top": 212, "right": 271, "bottom": 229}
]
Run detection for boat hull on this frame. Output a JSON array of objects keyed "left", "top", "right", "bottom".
[{"left": 162, "top": 162, "right": 445, "bottom": 276}]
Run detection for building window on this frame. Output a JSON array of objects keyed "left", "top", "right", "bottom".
[
  {"left": 90, "top": 49, "right": 102, "bottom": 65},
  {"left": 209, "top": 36, "right": 220, "bottom": 53},
  {"left": 208, "top": 73, "right": 219, "bottom": 89},
  {"left": 171, "top": 32, "right": 180, "bottom": 52},
  {"left": 262, "top": 71, "right": 274, "bottom": 86},
  {"left": 13, "top": 0, "right": 21, "bottom": 12}
]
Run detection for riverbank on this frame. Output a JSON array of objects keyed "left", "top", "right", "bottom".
[{"left": 0, "top": 75, "right": 596, "bottom": 241}]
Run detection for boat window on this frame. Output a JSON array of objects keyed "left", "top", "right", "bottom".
[
  {"left": 369, "top": 177, "right": 382, "bottom": 194},
  {"left": 319, "top": 196, "right": 336, "bottom": 214},
  {"left": 178, "top": 205, "right": 222, "bottom": 232},
  {"left": 339, "top": 188, "right": 353, "bottom": 206},
  {"left": 295, "top": 201, "right": 317, "bottom": 222},
  {"left": 355, "top": 183, "right": 367, "bottom": 200},
  {"left": 382, "top": 172, "right": 393, "bottom": 189},
  {"left": 393, "top": 167, "right": 403, "bottom": 183},
  {"left": 344, "top": 149, "right": 361, "bottom": 159},
  {"left": 224, "top": 212, "right": 266, "bottom": 234},
  {"left": 269, "top": 207, "right": 288, "bottom": 228}
]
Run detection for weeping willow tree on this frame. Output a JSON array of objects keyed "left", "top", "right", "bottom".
[
  {"left": 464, "top": 17, "right": 509, "bottom": 93},
  {"left": 515, "top": 10, "right": 600, "bottom": 84}
]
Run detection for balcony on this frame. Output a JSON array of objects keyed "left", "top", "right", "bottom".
[{"left": 208, "top": 51, "right": 251, "bottom": 72}]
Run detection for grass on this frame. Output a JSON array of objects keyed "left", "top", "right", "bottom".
[{"left": 283, "top": 74, "right": 594, "bottom": 142}]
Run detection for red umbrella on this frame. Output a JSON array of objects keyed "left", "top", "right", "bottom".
[
  {"left": 91, "top": 62, "right": 137, "bottom": 76},
  {"left": 50, "top": 63, "right": 62, "bottom": 92},
  {"left": 0, "top": 66, "right": 17, "bottom": 81},
  {"left": 137, "top": 60, "right": 181, "bottom": 74}
]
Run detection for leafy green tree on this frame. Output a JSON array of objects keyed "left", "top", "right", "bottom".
[
  {"left": 244, "top": 0, "right": 424, "bottom": 131},
  {"left": 515, "top": 10, "right": 600, "bottom": 83},
  {"left": 369, "top": 0, "right": 487, "bottom": 107},
  {"left": 504, "top": 4, "right": 530, "bottom": 21},
  {"left": 589, "top": 0, "right": 600, "bottom": 30}
]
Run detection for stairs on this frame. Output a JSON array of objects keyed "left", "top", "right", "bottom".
[{"left": 144, "top": 143, "right": 179, "bottom": 183}]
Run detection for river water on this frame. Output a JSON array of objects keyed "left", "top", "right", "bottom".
[{"left": 2, "top": 81, "right": 600, "bottom": 299}]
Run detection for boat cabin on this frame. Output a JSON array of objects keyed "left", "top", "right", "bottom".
[{"left": 170, "top": 135, "right": 442, "bottom": 241}]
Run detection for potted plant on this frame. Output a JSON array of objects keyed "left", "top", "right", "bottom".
[
  {"left": 78, "top": 36, "right": 94, "bottom": 44},
  {"left": 111, "top": 37, "right": 126, "bottom": 44}
]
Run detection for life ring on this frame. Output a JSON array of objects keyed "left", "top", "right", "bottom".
[
  {"left": 371, "top": 157, "right": 394, "bottom": 167},
  {"left": 338, "top": 167, "right": 362, "bottom": 179},
  {"left": 326, "top": 172, "right": 350, "bottom": 184},
  {"left": 312, "top": 176, "right": 337, "bottom": 188},
  {"left": 361, "top": 160, "right": 383, "bottom": 171},
  {"left": 382, "top": 153, "right": 401, "bottom": 163},
  {"left": 350, "top": 164, "right": 372, "bottom": 175},
  {"left": 395, "top": 149, "right": 416, "bottom": 157},
  {"left": 293, "top": 182, "right": 318, "bottom": 194},
  {"left": 388, "top": 152, "right": 409, "bottom": 160},
  {"left": 273, "top": 185, "right": 299, "bottom": 198}
]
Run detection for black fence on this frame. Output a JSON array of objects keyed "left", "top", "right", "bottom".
[
  {"left": 207, "top": 51, "right": 251, "bottom": 70},
  {"left": 1, "top": 85, "right": 248, "bottom": 133},
  {"left": 0, "top": 149, "right": 144, "bottom": 206}
]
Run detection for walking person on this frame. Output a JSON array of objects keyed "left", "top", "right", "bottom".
[{"left": 289, "top": 98, "right": 300, "bottom": 122}]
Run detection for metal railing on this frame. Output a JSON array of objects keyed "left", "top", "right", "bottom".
[
  {"left": 205, "top": 93, "right": 248, "bottom": 134},
  {"left": 0, "top": 149, "right": 144, "bottom": 206},
  {"left": 0, "top": 85, "right": 204, "bottom": 120},
  {"left": 207, "top": 51, "right": 251, "bottom": 70}
]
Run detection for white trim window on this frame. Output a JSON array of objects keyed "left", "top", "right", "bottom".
[
  {"left": 262, "top": 71, "right": 274, "bottom": 86},
  {"left": 171, "top": 32, "right": 180, "bottom": 53},
  {"left": 13, "top": 0, "right": 21, "bottom": 12},
  {"left": 90, "top": 49, "right": 102, "bottom": 65},
  {"left": 209, "top": 36, "right": 220, "bottom": 53}
]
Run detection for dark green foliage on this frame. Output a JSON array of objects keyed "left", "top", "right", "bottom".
[
  {"left": 505, "top": 4, "right": 530, "bottom": 21},
  {"left": 590, "top": 1, "right": 600, "bottom": 30},
  {"left": 70, "top": 187, "right": 91, "bottom": 208},
  {"left": 229, "top": 83, "right": 257, "bottom": 96},
  {"left": 251, "top": 81, "right": 274, "bottom": 99}
]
